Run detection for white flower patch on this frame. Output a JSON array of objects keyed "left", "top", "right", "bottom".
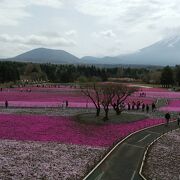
[
  {"left": 0, "top": 140, "right": 107, "bottom": 179},
  {"left": 143, "top": 129, "right": 180, "bottom": 180}
]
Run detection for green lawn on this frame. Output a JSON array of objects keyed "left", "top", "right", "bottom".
[{"left": 75, "top": 111, "right": 148, "bottom": 125}]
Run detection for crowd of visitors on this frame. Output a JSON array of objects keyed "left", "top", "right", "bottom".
[{"left": 127, "top": 101, "right": 156, "bottom": 113}]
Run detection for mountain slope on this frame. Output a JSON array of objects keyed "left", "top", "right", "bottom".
[
  {"left": 120, "top": 35, "right": 180, "bottom": 65},
  {"left": 8, "top": 48, "right": 81, "bottom": 64},
  {"left": 82, "top": 35, "right": 180, "bottom": 65}
]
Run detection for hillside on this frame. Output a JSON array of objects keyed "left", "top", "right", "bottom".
[
  {"left": 7, "top": 48, "right": 81, "bottom": 64},
  {"left": 82, "top": 35, "right": 180, "bottom": 66}
]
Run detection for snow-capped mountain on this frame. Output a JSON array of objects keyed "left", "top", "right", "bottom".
[{"left": 82, "top": 35, "right": 180, "bottom": 66}]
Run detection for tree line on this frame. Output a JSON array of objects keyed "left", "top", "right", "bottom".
[{"left": 0, "top": 61, "right": 179, "bottom": 88}]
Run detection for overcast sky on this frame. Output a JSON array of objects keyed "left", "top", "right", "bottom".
[{"left": 0, "top": 0, "right": 180, "bottom": 58}]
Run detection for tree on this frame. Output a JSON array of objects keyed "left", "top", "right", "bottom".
[
  {"left": 81, "top": 83, "right": 101, "bottom": 117},
  {"left": 175, "top": 65, "right": 180, "bottom": 86},
  {"left": 101, "top": 84, "right": 115, "bottom": 121},
  {"left": 161, "top": 66, "right": 174, "bottom": 88},
  {"left": 111, "top": 84, "right": 137, "bottom": 115}
]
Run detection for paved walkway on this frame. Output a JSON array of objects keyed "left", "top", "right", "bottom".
[{"left": 85, "top": 121, "right": 179, "bottom": 180}]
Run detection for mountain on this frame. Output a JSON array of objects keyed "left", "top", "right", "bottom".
[
  {"left": 82, "top": 35, "right": 180, "bottom": 66},
  {"left": 2, "top": 35, "right": 180, "bottom": 66},
  {"left": 6, "top": 48, "right": 81, "bottom": 64},
  {"left": 81, "top": 56, "right": 119, "bottom": 64}
]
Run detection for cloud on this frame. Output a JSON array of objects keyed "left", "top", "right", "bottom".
[
  {"left": 93, "top": 30, "right": 116, "bottom": 38},
  {"left": 29, "top": 0, "right": 63, "bottom": 8},
  {"left": 75, "top": 0, "right": 180, "bottom": 28},
  {"left": 0, "top": 33, "right": 76, "bottom": 47},
  {"left": 0, "top": 0, "right": 64, "bottom": 26},
  {"left": 65, "top": 30, "right": 77, "bottom": 37}
]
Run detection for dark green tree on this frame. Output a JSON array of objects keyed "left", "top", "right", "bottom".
[
  {"left": 160, "top": 66, "right": 174, "bottom": 88},
  {"left": 175, "top": 65, "right": 180, "bottom": 86}
]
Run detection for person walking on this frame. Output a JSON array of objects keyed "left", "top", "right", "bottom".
[
  {"left": 128, "top": 103, "right": 131, "bottom": 110},
  {"left": 146, "top": 104, "right": 149, "bottom": 113},
  {"left": 137, "top": 101, "right": 140, "bottom": 110},
  {"left": 65, "top": 100, "right": 69, "bottom": 108},
  {"left": 5, "top": 100, "right": 8, "bottom": 109},
  {"left": 142, "top": 103, "right": 145, "bottom": 112},
  {"left": 152, "top": 103, "right": 156, "bottom": 112},
  {"left": 132, "top": 101, "right": 135, "bottom": 110},
  {"left": 177, "top": 113, "right": 180, "bottom": 126},
  {"left": 165, "top": 112, "right": 171, "bottom": 126}
]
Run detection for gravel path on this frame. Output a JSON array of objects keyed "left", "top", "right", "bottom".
[
  {"left": 143, "top": 129, "right": 180, "bottom": 180},
  {"left": 0, "top": 107, "right": 95, "bottom": 116},
  {"left": 0, "top": 140, "right": 106, "bottom": 180}
]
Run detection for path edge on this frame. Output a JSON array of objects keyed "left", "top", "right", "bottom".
[
  {"left": 83, "top": 120, "right": 175, "bottom": 180},
  {"left": 139, "top": 127, "right": 179, "bottom": 180}
]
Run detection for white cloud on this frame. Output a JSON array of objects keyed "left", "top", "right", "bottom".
[
  {"left": 93, "top": 30, "right": 116, "bottom": 38},
  {"left": 0, "top": 0, "right": 64, "bottom": 26},
  {"left": 101, "top": 30, "right": 116, "bottom": 38},
  {"left": 65, "top": 30, "right": 77, "bottom": 37},
  {"left": 1, "top": 0, "right": 180, "bottom": 57},
  {"left": 76, "top": 0, "right": 180, "bottom": 28},
  {"left": 0, "top": 33, "right": 76, "bottom": 47},
  {"left": 29, "top": 0, "right": 63, "bottom": 8}
]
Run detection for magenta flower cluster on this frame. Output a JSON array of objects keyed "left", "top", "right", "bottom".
[
  {"left": 0, "top": 89, "right": 155, "bottom": 108},
  {"left": 159, "top": 100, "right": 180, "bottom": 112},
  {"left": 0, "top": 114, "right": 164, "bottom": 147}
]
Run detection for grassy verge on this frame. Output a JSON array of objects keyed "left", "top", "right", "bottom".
[{"left": 75, "top": 111, "right": 148, "bottom": 125}]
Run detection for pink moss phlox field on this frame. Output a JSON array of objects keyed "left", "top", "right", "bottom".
[
  {"left": 0, "top": 90, "right": 155, "bottom": 108},
  {"left": 4, "top": 86, "right": 81, "bottom": 92},
  {"left": 159, "top": 100, "right": 180, "bottom": 112},
  {"left": 134, "top": 91, "right": 180, "bottom": 99},
  {"left": 0, "top": 92, "right": 87, "bottom": 102},
  {"left": 139, "top": 87, "right": 169, "bottom": 92},
  {"left": 0, "top": 114, "right": 164, "bottom": 147}
]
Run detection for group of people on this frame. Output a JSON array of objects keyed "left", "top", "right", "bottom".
[
  {"left": 20, "top": 88, "right": 32, "bottom": 92},
  {"left": 165, "top": 112, "right": 180, "bottom": 126},
  {"left": 127, "top": 101, "right": 156, "bottom": 113},
  {"left": 139, "top": 92, "right": 147, "bottom": 97},
  {"left": 61, "top": 100, "right": 69, "bottom": 108}
]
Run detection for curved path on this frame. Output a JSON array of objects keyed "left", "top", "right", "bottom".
[{"left": 84, "top": 121, "right": 178, "bottom": 180}]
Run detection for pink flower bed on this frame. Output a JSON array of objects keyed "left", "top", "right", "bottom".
[
  {"left": 139, "top": 87, "right": 169, "bottom": 92},
  {"left": 134, "top": 91, "right": 180, "bottom": 99},
  {"left": 4, "top": 86, "right": 81, "bottom": 93},
  {"left": 0, "top": 114, "right": 165, "bottom": 147},
  {"left": 0, "top": 91, "right": 155, "bottom": 108},
  {"left": 127, "top": 84, "right": 169, "bottom": 92},
  {"left": 0, "top": 92, "right": 88, "bottom": 102},
  {"left": 159, "top": 100, "right": 180, "bottom": 112}
]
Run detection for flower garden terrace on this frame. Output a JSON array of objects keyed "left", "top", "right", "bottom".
[
  {"left": 0, "top": 84, "right": 179, "bottom": 179},
  {"left": 159, "top": 99, "right": 180, "bottom": 112},
  {"left": 0, "top": 85, "right": 159, "bottom": 108},
  {"left": 0, "top": 114, "right": 166, "bottom": 147},
  {"left": 0, "top": 112, "right": 167, "bottom": 179}
]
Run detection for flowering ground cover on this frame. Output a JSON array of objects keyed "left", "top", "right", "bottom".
[
  {"left": 139, "top": 87, "right": 169, "bottom": 92},
  {"left": 134, "top": 91, "right": 180, "bottom": 99},
  {"left": 0, "top": 91, "right": 86, "bottom": 102},
  {"left": 0, "top": 90, "right": 155, "bottom": 108},
  {"left": 0, "top": 140, "right": 106, "bottom": 179},
  {"left": 0, "top": 114, "right": 164, "bottom": 147},
  {"left": 3, "top": 85, "right": 81, "bottom": 93},
  {"left": 127, "top": 84, "right": 169, "bottom": 92},
  {"left": 159, "top": 99, "right": 180, "bottom": 112},
  {"left": 143, "top": 129, "right": 180, "bottom": 180}
]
